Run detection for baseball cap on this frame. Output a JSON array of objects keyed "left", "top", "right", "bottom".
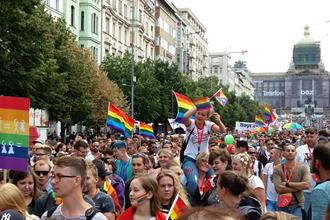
[{"left": 0, "top": 210, "right": 25, "bottom": 220}]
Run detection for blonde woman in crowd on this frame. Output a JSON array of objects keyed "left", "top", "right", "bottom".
[
  {"left": 232, "top": 152, "right": 266, "bottom": 210},
  {"left": 156, "top": 169, "right": 188, "bottom": 214},
  {"left": 150, "top": 148, "right": 174, "bottom": 178},
  {"left": 0, "top": 183, "right": 40, "bottom": 219}
]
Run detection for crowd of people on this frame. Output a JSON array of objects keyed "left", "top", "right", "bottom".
[{"left": 0, "top": 106, "right": 330, "bottom": 220}]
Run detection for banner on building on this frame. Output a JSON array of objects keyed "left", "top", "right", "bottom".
[
  {"left": 235, "top": 121, "right": 257, "bottom": 132},
  {"left": 0, "top": 96, "right": 30, "bottom": 172}
]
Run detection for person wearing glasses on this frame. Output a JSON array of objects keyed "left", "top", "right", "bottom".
[
  {"left": 33, "top": 159, "right": 52, "bottom": 192},
  {"left": 34, "top": 145, "right": 52, "bottom": 164},
  {"left": 9, "top": 167, "right": 42, "bottom": 215},
  {"left": 73, "top": 139, "right": 94, "bottom": 162},
  {"left": 41, "top": 156, "right": 106, "bottom": 219}
]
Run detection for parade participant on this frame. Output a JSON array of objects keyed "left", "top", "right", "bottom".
[
  {"left": 207, "top": 149, "right": 232, "bottom": 206},
  {"left": 217, "top": 171, "right": 262, "bottom": 220},
  {"left": 41, "top": 156, "right": 106, "bottom": 219},
  {"left": 177, "top": 206, "right": 243, "bottom": 220},
  {"left": 83, "top": 163, "right": 115, "bottom": 220},
  {"left": 73, "top": 139, "right": 94, "bottom": 162},
  {"left": 34, "top": 145, "right": 52, "bottom": 163},
  {"left": 273, "top": 144, "right": 310, "bottom": 218},
  {"left": 124, "top": 153, "right": 149, "bottom": 209},
  {"left": 310, "top": 142, "right": 330, "bottom": 220},
  {"left": 10, "top": 167, "right": 42, "bottom": 215},
  {"left": 112, "top": 141, "right": 133, "bottom": 183},
  {"left": 33, "top": 160, "right": 52, "bottom": 192},
  {"left": 261, "top": 146, "right": 282, "bottom": 211},
  {"left": 0, "top": 183, "right": 40, "bottom": 220},
  {"left": 117, "top": 175, "right": 166, "bottom": 220},
  {"left": 188, "top": 153, "right": 215, "bottom": 206},
  {"left": 232, "top": 152, "right": 266, "bottom": 210},
  {"left": 151, "top": 148, "right": 174, "bottom": 178},
  {"left": 182, "top": 104, "right": 226, "bottom": 195},
  {"left": 157, "top": 169, "right": 187, "bottom": 214},
  {"left": 248, "top": 146, "right": 264, "bottom": 177}
]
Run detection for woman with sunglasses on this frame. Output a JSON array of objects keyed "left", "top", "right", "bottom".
[
  {"left": 10, "top": 167, "right": 43, "bottom": 215},
  {"left": 182, "top": 104, "right": 226, "bottom": 196}
]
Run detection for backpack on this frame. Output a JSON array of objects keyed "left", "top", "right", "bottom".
[
  {"left": 46, "top": 206, "right": 98, "bottom": 220},
  {"left": 180, "top": 128, "right": 195, "bottom": 164}
]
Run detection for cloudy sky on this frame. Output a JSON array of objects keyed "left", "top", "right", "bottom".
[{"left": 171, "top": 0, "right": 330, "bottom": 73}]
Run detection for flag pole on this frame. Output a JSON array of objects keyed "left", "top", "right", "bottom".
[
  {"left": 166, "top": 193, "right": 180, "bottom": 220},
  {"left": 210, "top": 88, "right": 222, "bottom": 100}
]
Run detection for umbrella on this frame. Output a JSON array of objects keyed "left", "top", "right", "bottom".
[{"left": 283, "top": 122, "right": 303, "bottom": 131}]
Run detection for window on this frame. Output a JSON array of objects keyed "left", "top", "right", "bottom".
[
  {"left": 81, "top": 11, "right": 84, "bottom": 30},
  {"left": 139, "top": 9, "right": 142, "bottom": 22},
  {"left": 91, "top": 13, "right": 98, "bottom": 34},
  {"left": 112, "top": 0, "right": 116, "bottom": 10},
  {"left": 124, "top": 4, "right": 127, "bottom": 18},
  {"left": 91, "top": 46, "right": 98, "bottom": 63},
  {"left": 112, "top": 22, "right": 116, "bottom": 38},
  {"left": 119, "top": 26, "right": 122, "bottom": 42},
  {"left": 124, "top": 30, "right": 127, "bottom": 44},
  {"left": 119, "top": 0, "right": 122, "bottom": 15},
  {"left": 105, "top": 17, "right": 110, "bottom": 33},
  {"left": 81, "top": 44, "right": 84, "bottom": 48},
  {"left": 70, "top": 5, "right": 75, "bottom": 26}
]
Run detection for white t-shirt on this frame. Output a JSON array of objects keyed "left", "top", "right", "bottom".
[
  {"left": 295, "top": 144, "right": 315, "bottom": 189},
  {"left": 248, "top": 175, "right": 265, "bottom": 190},
  {"left": 262, "top": 162, "right": 278, "bottom": 201},
  {"left": 184, "top": 119, "right": 214, "bottom": 160}
]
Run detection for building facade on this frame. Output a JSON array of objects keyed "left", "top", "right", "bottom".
[
  {"left": 251, "top": 26, "right": 330, "bottom": 113},
  {"left": 44, "top": 0, "right": 102, "bottom": 64},
  {"left": 154, "top": 0, "right": 177, "bottom": 62},
  {"left": 176, "top": 8, "right": 208, "bottom": 80},
  {"left": 101, "top": 0, "right": 155, "bottom": 62}
]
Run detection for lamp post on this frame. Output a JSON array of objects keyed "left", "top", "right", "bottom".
[{"left": 130, "top": 1, "right": 136, "bottom": 118}]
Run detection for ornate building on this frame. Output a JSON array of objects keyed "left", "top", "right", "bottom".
[{"left": 251, "top": 26, "right": 330, "bottom": 115}]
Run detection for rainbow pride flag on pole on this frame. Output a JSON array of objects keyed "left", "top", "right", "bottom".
[
  {"left": 173, "top": 92, "right": 195, "bottom": 124},
  {"left": 194, "top": 97, "right": 212, "bottom": 111},
  {"left": 212, "top": 88, "right": 228, "bottom": 106},
  {"left": 139, "top": 122, "right": 155, "bottom": 139},
  {"left": 263, "top": 103, "right": 277, "bottom": 124},
  {"left": 166, "top": 194, "right": 189, "bottom": 220},
  {"left": 106, "top": 103, "right": 134, "bottom": 137},
  {"left": 255, "top": 115, "right": 267, "bottom": 127},
  {"left": 0, "top": 96, "right": 30, "bottom": 172}
]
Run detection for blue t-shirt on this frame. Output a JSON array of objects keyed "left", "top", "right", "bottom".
[
  {"left": 93, "top": 191, "right": 115, "bottom": 214},
  {"left": 311, "top": 180, "right": 330, "bottom": 220}
]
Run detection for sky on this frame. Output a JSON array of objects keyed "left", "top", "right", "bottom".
[{"left": 170, "top": 0, "right": 330, "bottom": 73}]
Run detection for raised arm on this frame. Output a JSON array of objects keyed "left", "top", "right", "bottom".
[
  {"left": 183, "top": 106, "right": 197, "bottom": 128},
  {"left": 211, "top": 113, "right": 226, "bottom": 133}
]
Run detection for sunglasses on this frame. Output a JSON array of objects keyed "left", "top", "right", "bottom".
[{"left": 35, "top": 170, "right": 50, "bottom": 176}]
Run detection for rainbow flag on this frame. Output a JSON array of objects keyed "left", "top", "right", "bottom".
[
  {"left": 139, "top": 122, "right": 155, "bottom": 139},
  {"left": 173, "top": 92, "right": 195, "bottom": 124},
  {"left": 166, "top": 194, "right": 188, "bottom": 220},
  {"left": 212, "top": 88, "right": 228, "bottom": 106},
  {"left": 0, "top": 96, "right": 30, "bottom": 172},
  {"left": 255, "top": 115, "right": 266, "bottom": 127},
  {"left": 263, "top": 103, "right": 277, "bottom": 124},
  {"left": 106, "top": 103, "right": 134, "bottom": 137},
  {"left": 194, "top": 97, "right": 212, "bottom": 111}
]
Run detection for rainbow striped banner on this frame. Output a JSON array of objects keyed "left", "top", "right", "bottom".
[
  {"left": 264, "top": 103, "right": 277, "bottom": 124},
  {"left": 255, "top": 115, "right": 267, "bottom": 127},
  {"left": 194, "top": 97, "right": 212, "bottom": 111},
  {"left": 139, "top": 122, "right": 155, "bottom": 139},
  {"left": 106, "top": 103, "right": 134, "bottom": 138},
  {"left": 173, "top": 92, "right": 195, "bottom": 124},
  {"left": 0, "top": 96, "right": 30, "bottom": 172},
  {"left": 213, "top": 88, "right": 228, "bottom": 106},
  {"left": 166, "top": 194, "right": 188, "bottom": 220}
]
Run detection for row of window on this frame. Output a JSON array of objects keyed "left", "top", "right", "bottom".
[
  {"left": 156, "top": 17, "right": 176, "bottom": 39},
  {"left": 70, "top": 6, "right": 99, "bottom": 35},
  {"left": 155, "top": 37, "right": 175, "bottom": 55}
]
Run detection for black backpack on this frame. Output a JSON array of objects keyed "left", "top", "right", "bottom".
[
  {"left": 180, "top": 128, "right": 195, "bottom": 164},
  {"left": 46, "top": 206, "right": 98, "bottom": 220}
]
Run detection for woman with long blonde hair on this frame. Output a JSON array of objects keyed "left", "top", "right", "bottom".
[
  {"left": 156, "top": 169, "right": 188, "bottom": 214},
  {"left": 0, "top": 183, "right": 39, "bottom": 219}
]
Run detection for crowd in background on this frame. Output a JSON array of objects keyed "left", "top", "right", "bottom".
[{"left": 0, "top": 109, "right": 330, "bottom": 220}]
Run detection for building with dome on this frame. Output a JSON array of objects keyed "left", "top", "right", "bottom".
[{"left": 250, "top": 26, "right": 330, "bottom": 118}]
